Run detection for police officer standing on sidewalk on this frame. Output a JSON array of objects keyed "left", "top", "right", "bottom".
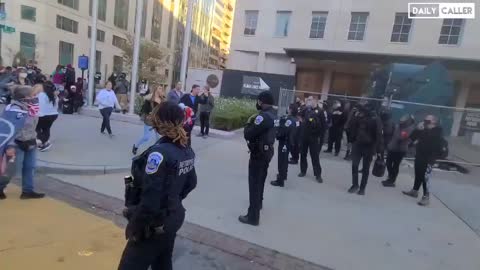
[
  {"left": 347, "top": 103, "right": 383, "bottom": 195},
  {"left": 298, "top": 96, "right": 326, "bottom": 183},
  {"left": 271, "top": 103, "right": 297, "bottom": 187},
  {"left": 118, "top": 102, "right": 197, "bottom": 270},
  {"left": 239, "top": 91, "right": 277, "bottom": 226},
  {"left": 325, "top": 101, "right": 346, "bottom": 156}
]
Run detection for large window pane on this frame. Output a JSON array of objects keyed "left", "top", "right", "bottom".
[
  {"left": 59, "top": 41, "right": 74, "bottom": 66},
  {"left": 151, "top": 0, "right": 163, "bottom": 43},
  {"left": 56, "top": 15, "right": 78, "bottom": 33},
  {"left": 21, "top": 5, "right": 36, "bottom": 22},
  {"left": 348, "top": 12, "right": 368, "bottom": 41},
  {"left": 112, "top": 35, "right": 127, "bottom": 48},
  {"left": 88, "top": 26, "right": 105, "bottom": 42},
  {"left": 89, "top": 0, "right": 107, "bottom": 21},
  {"left": 114, "top": 0, "right": 129, "bottom": 30},
  {"left": 58, "top": 0, "right": 79, "bottom": 10},
  {"left": 244, "top": 10, "right": 259, "bottom": 36},
  {"left": 20, "top": 32, "right": 36, "bottom": 61},
  {"left": 391, "top": 13, "right": 412, "bottom": 43},
  {"left": 113, "top": 55, "right": 123, "bottom": 73},
  {"left": 274, "top": 11, "right": 291, "bottom": 37},
  {"left": 309, "top": 12, "right": 328, "bottom": 39},
  {"left": 438, "top": 18, "right": 464, "bottom": 45}
]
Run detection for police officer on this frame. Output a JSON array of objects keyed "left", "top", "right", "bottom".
[
  {"left": 118, "top": 102, "right": 197, "bottom": 270},
  {"left": 239, "top": 91, "right": 277, "bottom": 226},
  {"left": 347, "top": 103, "right": 383, "bottom": 196},
  {"left": 298, "top": 96, "right": 325, "bottom": 183},
  {"left": 325, "top": 101, "right": 346, "bottom": 156},
  {"left": 289, "top": 102, "right": 303, "bottom": 164},
  {"left": 271, "top": 103, "right": 297, "bottom": 187}
]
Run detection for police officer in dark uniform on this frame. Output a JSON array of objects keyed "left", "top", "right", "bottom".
[
  {"left": 325, "top": 101, "right": 346, "bottom": 156},
  {"left": 289, "top": 103, "right": 303, "bottom": 164},
  {"left": 271, "top": 103, "right": 297, "bottom": 187},
  {"left": 298, "top": 96, "right": 325, "bottom": 183},
  {"left": 118, "top": 102, "right": 197, "bottom": 270},
  {"left": 347, "top": 103, "right": 383, "bottom": 196},
  {"left": 239, "top": 91, "right": 277, "bottom": 226}
]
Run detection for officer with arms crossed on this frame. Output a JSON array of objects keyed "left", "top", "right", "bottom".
[
  {"left": 298, "top": 96, "right": 326, "bottom": 183},
  {"left": 118, "top": 101, "right": 197, "bottom": 270},
  {"left": 271, "top": 103, "right": 297, "bottom": 187},
  {"left": 239, "top": 91, "right": 277, "bottom": 226}
]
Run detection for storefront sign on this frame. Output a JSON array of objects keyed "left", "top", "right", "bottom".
[{"left": 462, "top": 111, "right": 480, "bottom": 131}]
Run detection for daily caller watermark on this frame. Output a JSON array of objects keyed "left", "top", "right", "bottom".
[{"left": 408, "top": 2, "right": 475, "bottom": 19}]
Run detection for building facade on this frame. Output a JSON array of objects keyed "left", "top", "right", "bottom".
[
  {"left": 208, "top": 0, "right": 235, "bottom": 69},
  {"left": 228, "top": 0, "right": 480, "bottom": 136},
  {"left": 0, "top": 0, "right": 223, "bottom": 87}
]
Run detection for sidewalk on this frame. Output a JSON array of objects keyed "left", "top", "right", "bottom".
[{"left": 0, "top": 185, "right": 125, "bottom": 270}]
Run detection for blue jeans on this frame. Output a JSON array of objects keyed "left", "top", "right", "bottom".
[
  {"left": 135, "top": 124, "right": 159, "bottom": 148},
  {"left": 15, "top": 146, "right": 36, "bottom": 193}
]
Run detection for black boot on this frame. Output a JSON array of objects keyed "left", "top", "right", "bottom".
[
  {"left": 324, "top": 149, "right": 332, "bottom": 153},
  {"left": 316, "top": 175, "right": 324, "bottom": 183},
  {"left": 20, "top": 191, "right": 45, "bottom": 199},
  {"left": 382, "top": 179, "right": 396, "bottom": 187},
  {"left": 270, "top": 180, "right": 284, "bottom": 187},
  {"left": 348, "top": 185, "right": 359, "bottom": 193},
  {"left": 344, "top": 150, "right": 351, "bottom": 161},
  {"left": 238, "top": 215, "right": 259, "bottom": 226},
  {"left": 0, "top": 190, "right": 6, "bottom": 200},
  {"left": 289, "top": 159, "right": 298, "bottom": 165},
  {"left": 357, "top": 188, "right": 366, "bottom": 195},
  {"left": 334, "top": 152, "right": 340, "bottom": 156},
  {"left": 298, "top": 172, "right": 306, "bottom": 177}
]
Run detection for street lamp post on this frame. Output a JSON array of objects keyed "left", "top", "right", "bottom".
[
  {"left": 87, "top": 0, "right": 98, "bottom": 107},
  {"left": 179, "top": 0, "right": 195, "bottom": 91},
  {"left": 129, "top": 0, "right": 144, "bottom": 114}
]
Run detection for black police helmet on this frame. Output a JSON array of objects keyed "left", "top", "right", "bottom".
[{"left": 257, "top": 91, "right": 274, "bottom": 105}]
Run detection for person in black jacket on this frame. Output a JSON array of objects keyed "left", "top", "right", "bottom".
[
  {"left": 118, "top": 102, "right": 197, "bottom": 270},
  {"left": 402, "top": 115, "right": 444, "bottom": 206},
  {"left": 239, "top": 91, "right": 277, "bottom": 226},
  {"left": 325, "top": 101, "right": 346, "bottom": 156},
  {"left": 271, "top": 103, "right": 297, "bottom": 187},
  {"left": 179, "top": 84, "right": 200, "bottom": 115},
  {"left": 347, "top": 103, "right": 383, "bottom": 195},
  {"left": 298, "top": 96, "right": 326, "bottom": 183}
]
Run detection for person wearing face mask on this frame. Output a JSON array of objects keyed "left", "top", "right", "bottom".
[
  {"left": 347, "top": 102, "right": 383, "bottom": 195},
  {"left": 0, "top": 85, "right": 45, "bottom": 200},
  {"left": 239, "top": 91, "right": 277, "bottom": 226},
  {"left": 298, "top": 96, "right": 325, "bottom": 183},
  {"left": 325, "top": 101, "right": 346, "bottom": 156},
  {"left": 381, "top": 114, "right": 415, "bottom": 187},
  {"left": 14, "top": 68, "right": 33, "bottom": 86},
  {"left": 402, "top": 115, "right": 445, "bottom": 206}
]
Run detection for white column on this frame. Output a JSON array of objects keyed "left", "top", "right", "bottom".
[
  {"left": 321, "top": 69, "right": 333, "bottom": 101},
  {"left": 129, "top": 0, "right": 144, "bottom": 114},
  {"left": 451, "top": 82, "right": 470, "bottom": 136},
  {"left": 180, "top": 0, "right": 195, "bottom": 91},
  {"left": 87, "top": 0, "right": 98, "bottom": 107}
]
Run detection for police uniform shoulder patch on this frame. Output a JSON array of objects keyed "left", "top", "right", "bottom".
[
  {"left": 274, "top": 119, "right": 280, "bottom": 127},
  {"left": 145, "top": 152, "right": 164, "bottom": 174},
  {"left": 285, "top": 120, "right": 292, "bottom": 127},
  {"left": 315, "top": 110, "right": 319, "bottom": 113},
  {"left": 254, "top": 115, "right": 264, "bottom": 125}
]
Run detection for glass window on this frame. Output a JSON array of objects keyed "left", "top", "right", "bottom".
[
  {"left": 310, "top": 12, "right": 328, "bottom": 39},
  {"left": 56, "top": 15, "right": 78, "bottom": 33},
  {"left": 151, "top": 0, "right": 163, "bottom": 43},
  {"left": 89, "top": 0, "right": 107, "bottom": 21},
  {"left": 59, "top": 41, "right": 74, "bottom": 66},
  {"left": 348, "top": 12, "right": 369, "bottom": 41},
  {"left": 21, "top": 5, "right": 36, "bottom": 22},
  {"left": 58, "top": 0, "right": 79, "bottom": 10},
  {"left": 438, "top": 19, "right": 464, "bottom": 45},
  {"left": 114, "top": 0, "right": 129, "bottom": 30},
  {"left": 274, "top": 11, "right": 291, "bottom": 37},
  {"left": 95, "top": 51, "right": 102, "bottom": 72},
  {"left": 112, "top": 35, "right": 127, "bottom": 48},
  {"left": 88, "top": 26, "right": 105, "bottom": 42},
  {"left": 20, "top": 32, "right": 36, "bottom": 61},
  {"left": 244, "top": 10, "right": 259, "bottom": 36},
  {"left": 113, "top": 55, "right": 123, "bottom": 73},
  {"left": 391, "top": 13, "right": 412, "bottom": 43}
]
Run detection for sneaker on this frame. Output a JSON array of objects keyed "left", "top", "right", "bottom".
[
  {"left": 39, "top": 142, "right": 52, "bottom": 152},
  {"left": 348, "top": 185, "right": 359, "bottom": 193},
  {"left": 0, "top": 190, "right": 6, "bottom": 200},
  {"left": 238, "top": 215, "right": 259, "bottom": 226},
  {"left": 402, "top": 189, "right": 419, "bottom": 198},
  {"left": 382, "top": 179, "right": 396, "bottom": 187},
  {"left": 298, "top": 172, "right": 306, "bottom": 177},
  {"left": 418, "top": 195, "right": 430, "bottom": 206},
  {"left": 132, "top": 145, "right": 138, "bottom": 155},
  {"left": 357, "top": 189, "right": 366, "bottom": 195},
  {"left": 20, "top": 191, "right": 45, "bottom": 199}
]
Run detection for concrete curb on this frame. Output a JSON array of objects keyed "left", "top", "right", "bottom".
[
  {"left": 36, "top": 160, "right": 130, "bottom": 175},
  {"left": 79, "top": 107, "right": 236, "bottom": 139}
]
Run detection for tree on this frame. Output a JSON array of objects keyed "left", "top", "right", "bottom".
[{"left": 121, "top": 35, "right": 169, "bottom": 86}]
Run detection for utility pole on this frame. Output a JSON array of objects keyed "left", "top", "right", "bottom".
[
  {"left": 129, "top": 0, "right": 144, "bottom": 114},
  {"left": 180, "top": 0, "right": 195, "bottom": 91},
  {"left": 87, "top": 0, "right": 98, "bottom": 107}
]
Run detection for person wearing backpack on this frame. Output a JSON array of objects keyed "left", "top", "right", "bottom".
[
  {"left": 347, "top": 103, "right": 383, "bottom": 195},
  {"left": 402, "top": 115, "right": 445, "bottom": 206}
]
